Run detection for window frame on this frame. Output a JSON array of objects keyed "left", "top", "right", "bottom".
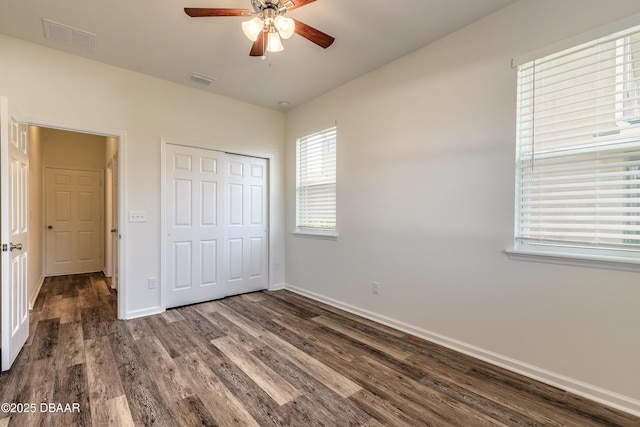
[
  {"left": 508, "top": 23, "right": 640, "bottom": 271},
  {"left": 294, "top": 124, "right": 338, "bottom": 239}
]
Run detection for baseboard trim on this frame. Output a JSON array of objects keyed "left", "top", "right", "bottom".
[
  {"left": 124, "top": 306, "right": 163, "bottom": 320},
  {"left": 269, "top": 283, "right": 286, "bottom": 291},
  {"left": 29, "top": 275, "right": 45, "bottom": 310},
  {"left": 284, "top": 283, "right": 640, "bottom": 417}
]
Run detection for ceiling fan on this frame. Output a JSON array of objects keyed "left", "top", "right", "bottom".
[{"left": 184, "top": 0, "right": 335, "bottom": 57}]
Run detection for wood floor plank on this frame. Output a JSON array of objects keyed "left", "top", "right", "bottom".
[
  {"left": 91, "top": 394, "right": 135, "bottom": 427},
  {"left": 160, "top": 308, "right": 184, "bottom": 323},
  {"left": 175, "top": 352, "right": 261, "bottom": 427},
  {"left": 312, "top": 315, "right": 414, "bottom": 360},
  {"left": 347, "top": 355, "right": 506, "bottom": 427},
  {"left": 212, "top": 336, "right": 302, "bottom": 405},
  {"left": 37, "top": 295, "right": 64, "bottom": 322},
  {"left": 135, "top": 336, "right": 195, "bottom": 403},
  {"left": 259, "top": 331, "right": 362, "bottom": 398},
  {"left": 271, "top": 314, "right": 360, "bottom": 362},
  {"left": 349, "top": 388, "right": 428, "bottom": 427},
  {"left": 0, "top": 338, "right": 31, "bottom": 405},
  {"left": 239, "top": 292, "right": 266, "bottom": 303},
  {"left": 124, "top": 317, "right": 155, "bottom": 341},
  {"left": 29, "top": 317, "right": 60, "bottom": 361},
  {"left": 272, "top": 290, "right": 406, "bottom": 338},
  {"left": 51, "top": 363, "right": 91, "bottom": 427},
  {"left": 59, "top": 297, "right": 82, "bottom": 324},
  {"left": 214, "top": 302, "right": 269, "bottom": 338},
  {"left": 12, "top": 357, "right": 56, "bottom": 427},
  {"left": 174, "top": 305, "right": 226, "bottom": 342},
  {"left": 4, "top": 274, "right": 639, "bottom": 426},
  {"left": 170, "top": 395, "right": 219, "bottom": 427},
  {"left": 107, "top": 323, "right": 178, "bottom": 426},
  {"left": 360, "top": 418, "right": 386, "bottom": 427},
  {"left": 222, "top": 297, "right": 322, "bottom": 356},
  {"left": 278, "top": 394, "right": 356, "bottom": 427},
  {"left": 254, "top": 290, "right": 323, "bottom": 319},
  {"left": 252, "top": 345, "right": 371, "bottom": 425},
  {"left": 81, "top": 304, "right": 115, "bottom": 340},
  {"left": 142, "top": 315, "right": 196, "bottom": 358},
  {"left": 169, "top": 317, "right": 228, "bottom": 366},
  {"left": 407, "top": 351, "right": 577, "bottom": 426},
  {"left": 210, "top": 358, "right": 288, "bottom": 427},
  {"left": 90, "top": 277, "right": 112, "bottom": 297},
  {"left": 466, "top": 364, "right": 632, "bottom": 427},
  {"left": 198, "top": 310, "right": 262, "bottom": 352},
  {"left": 55, "top": 321, "right": 84, "bottom": 368},
  {"left": 85, "top": 335, "right": 126, "bottom": 416}
]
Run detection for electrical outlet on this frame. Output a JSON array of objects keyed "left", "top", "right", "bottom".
[
  {"left": 148, "top": 277, "right": 157, "bottom": 289},
  {"left": 372, "top": 282, "right": 379, "bottom": 295}
]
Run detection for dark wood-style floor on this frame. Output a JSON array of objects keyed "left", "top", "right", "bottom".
[{"left": 1, "top": 273, "right": 639, "bottom": 426}]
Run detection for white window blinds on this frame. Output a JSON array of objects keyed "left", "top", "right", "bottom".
[
  {"left": 296, "top": 126, "right": 337, "bottom": 233},
  {"left": 515, "top": 25, "right": 640, "bottom": 254}
]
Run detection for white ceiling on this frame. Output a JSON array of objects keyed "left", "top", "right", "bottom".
[{"left": 0, "top": 0, "right": 518, "bottom": 110}]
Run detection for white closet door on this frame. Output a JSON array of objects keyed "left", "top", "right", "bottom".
[
  {"left": 164, "top": 145, "right": 269, "bottom": 308},
  {"left": 165, "top": 145, "right": 226, "bottom": 308},
  {"left": 225, "top": 154, "right": 268, "bottom": 296}
]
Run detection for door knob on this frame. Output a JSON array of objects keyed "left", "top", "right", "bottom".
[
  {"left": 9, "top": 242, "right": 23, "bottom": 251},
  {"left": 47, "top": 225, "right": 53, "bottom": 229},
  {"left": 111, "top": 228, "right": 118, "bottom": 233}
]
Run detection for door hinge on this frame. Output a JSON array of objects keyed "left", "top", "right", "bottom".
[{"left": 2, "top": 243, "right": 7, "bottom": 252}]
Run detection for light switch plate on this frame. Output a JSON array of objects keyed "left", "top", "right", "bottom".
[{"left": 129, "top": 211, "right": 147, "bottom": 222}]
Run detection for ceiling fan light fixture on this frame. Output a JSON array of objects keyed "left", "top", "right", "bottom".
[
  {"left": 242, "top": 17, "right": 263, "bottom": 41},
  {"left": 267, "top": 29, "right": 284, "bottom": 52},
  {"left": 274, "top": 15, "right": 295, "bottom": 39}
]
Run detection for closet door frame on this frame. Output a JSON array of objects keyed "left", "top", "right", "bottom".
[{"left": 160, "top": 139, "right": 273, "bottom": 310}]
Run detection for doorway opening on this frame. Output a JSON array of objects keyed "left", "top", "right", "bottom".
[{"left": 29, "top": 124, "right": 122, "bottom": 319}]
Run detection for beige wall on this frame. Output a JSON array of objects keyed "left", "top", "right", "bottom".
[
  {"left": 41, "top": 128, "right": 106, "bottom": 170},
  {"left": 27, "top": 126, "right": 43, "bottom": 306},
  {"left": 285, "top": 0, "right": 640, "bottom": 413}
]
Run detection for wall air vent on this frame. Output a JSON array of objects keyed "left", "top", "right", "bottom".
[
  {"left": 43, "top": 18, "right": 97, "bottom": 52},
  {"left": 188, "top": 72, "right": 216, "bottom": 86}
]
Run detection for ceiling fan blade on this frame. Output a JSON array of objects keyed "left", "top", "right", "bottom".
[
  {"left": 184, "top": 8, "right": 250, "bottom": 17},
  {"left": 284, "top": 0, "right": 317, "bottom": 12},
  {"left": 292, "top": 19, "right": 335, "bottom": 49},
  {"left": 250, "top": 31, "right": 266, "bottom": 57}
]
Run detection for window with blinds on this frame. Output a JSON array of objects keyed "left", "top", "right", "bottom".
[
  {"left": 296, "top": 126, "right": 337, "bottom": 235},
  {"left": 515, "top": 24, "right": 640, "bottom": 258}
]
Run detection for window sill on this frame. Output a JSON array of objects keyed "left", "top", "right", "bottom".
[
  {"left": 292, "top": 230, "right": 338, "bottom": 240},
  {"left": 505, "top": 248, "right": 640, "bottom": 272}
]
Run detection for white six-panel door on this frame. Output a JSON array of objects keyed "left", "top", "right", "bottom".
[
  {"left": 165, "top": 145, "right": 227, "bottom": 308},
  {"left": 1, "top": 96, "right": 29, "bottom": 371},
  {"left": 225, "top": 154, "right": 268, "bottom": 297},
  {"left": 165, "top": 144, "right": 268, "bottom": 309},
  {"left": 45, "top": 168, "right": 102, "bottom": 275}
]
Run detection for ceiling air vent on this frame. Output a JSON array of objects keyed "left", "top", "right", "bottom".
[
  {"left": 43, "top": 18, "right": 96, "bottom": 51},
  {"left": 188, "top": 72, "right": 216, "bottom": 86}
]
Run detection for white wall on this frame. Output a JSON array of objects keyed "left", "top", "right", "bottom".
[
  {"left": 285, "top": 0, "right": 640, "bottom": 412},
  {"left": 0, "top": 34, "right": 286, "bottom": 317}
]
